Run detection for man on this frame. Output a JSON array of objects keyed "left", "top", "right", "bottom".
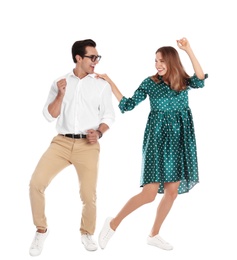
[{"left": 29, "top": 39, "right": 115, "bottom": 256}]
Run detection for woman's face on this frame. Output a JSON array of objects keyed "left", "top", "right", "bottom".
[{"left": 155, "top": 52, "right": 167, "bottom": 76}]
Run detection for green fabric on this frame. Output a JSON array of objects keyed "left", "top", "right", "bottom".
[{"left": 119, "top": 74, "right": 208, "bottom": 194}]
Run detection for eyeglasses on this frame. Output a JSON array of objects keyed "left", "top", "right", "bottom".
[{"left": 83, "top": 55, "right": 101, "bottom": 62}]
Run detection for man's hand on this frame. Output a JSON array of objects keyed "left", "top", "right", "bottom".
[
  {"left": 57, "top": 78, "right": 67, "bottom": 96},
  {"left": 86, "top": 129, "right": 100, "bottom": 144}
]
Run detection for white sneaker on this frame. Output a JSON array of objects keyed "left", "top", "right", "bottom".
[
  {"left": 98, "top": 217, "right": 115, "bottom": 249},
  {"left": 147, "top": 234, "right": 173, "bottom": 250},
  {"left": 81, "top": 234, "right": 98, "bottom": 251},
  {"left": 29, "top": 229, "right": 49, "bottom": 256}
]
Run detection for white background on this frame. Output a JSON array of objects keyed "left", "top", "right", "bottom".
[{"left": 1, "top": 0, "right": 236, "bottom": 259}]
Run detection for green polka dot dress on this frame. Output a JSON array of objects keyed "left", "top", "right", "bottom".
[{"left": 119, "top": 74, "right": 208, "bottom": 194}]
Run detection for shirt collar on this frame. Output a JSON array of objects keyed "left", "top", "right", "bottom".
[{"left": 68, "top": 70, "right": 96, "bottom": 79}]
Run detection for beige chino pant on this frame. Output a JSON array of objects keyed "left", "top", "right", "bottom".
[{"left": 29, "top": 135, "right": 100, "bottom": 235}]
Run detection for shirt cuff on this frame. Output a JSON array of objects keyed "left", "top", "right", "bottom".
[
  {"left": 42, "top": 106, "right": 56, "bottom": 122},
  {"left": 100, "top": 118, "right": 115, "bottom": 128}
]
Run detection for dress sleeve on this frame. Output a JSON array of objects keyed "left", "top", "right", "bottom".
[
  {"left": 188, "top": 73, "right": 208, "bottom": 89},
  {"left": 118, "top": 79, "right": 148, "bottom": 113}
]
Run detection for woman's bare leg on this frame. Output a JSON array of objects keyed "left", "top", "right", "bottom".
[
  {"left": 149, "top": 181, "right": 180, "bottom": 236},
  {"left": 110, "top": 183, "right": 160, "bottom": 230}
]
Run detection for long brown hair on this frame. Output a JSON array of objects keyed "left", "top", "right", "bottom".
[{"left": 151, "top": 46, "right": 190, "bottom": 91}]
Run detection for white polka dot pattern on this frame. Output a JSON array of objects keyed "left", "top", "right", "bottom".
[{"left": 119, "top": 74, "right": 208, "bottom": 194}]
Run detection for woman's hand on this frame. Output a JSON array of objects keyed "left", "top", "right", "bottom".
[
  {"left": 95, "top": 73, "right": 123, "bottom": 102},
  {"left": 177, "top": 37, "right": 205, "bottom": 79},
  {"left": 95, "top": 73, "right": 113, "bottom": 84},
  {"left": 176, "top": 37, "right": 191, "bottom": 51}
]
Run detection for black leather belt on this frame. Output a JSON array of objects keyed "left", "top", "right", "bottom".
[{"left": 62, "top": 134, "right": 87, "bottom": 139}]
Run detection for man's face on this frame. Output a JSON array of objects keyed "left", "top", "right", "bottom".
[{"left": 80, "top": 46, "right": 101, "bottom": 74}]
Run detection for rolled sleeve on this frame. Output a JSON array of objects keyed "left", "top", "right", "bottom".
[
  {"left": 118, "top": 80, "right": 148, "bottom": 113},
  {"left": 99, "top": 83, "right": 115, "bottom": 128},
  {"left": 42, "top": 104, "right": 56, "bottom": 122},
  {"left": 42, "top": 82, "right": 58, "bottom": 122},
  {"left": 188, "top": 73, "right": 208, "bottom": 89}
]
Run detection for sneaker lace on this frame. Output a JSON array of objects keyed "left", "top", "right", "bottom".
[
  {"left": 102, "top": 227, "right": 114, "bottom": 241},
  {"left": 155, "top": 235, "right": 168, "bottom": 244},
  {"left": 31, "top": 233, "right": 43, "bottom": 249},
  {"left": 85, "top": 234, "right": 96, "bottom": 245}
]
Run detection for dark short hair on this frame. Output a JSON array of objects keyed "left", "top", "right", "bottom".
[{"left": 71, "top": 39, "right": 96, "bottom": 63}]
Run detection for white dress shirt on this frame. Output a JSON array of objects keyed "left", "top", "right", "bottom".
[{"left": 43, "top": 71, "right": 115, "bottom": 134}]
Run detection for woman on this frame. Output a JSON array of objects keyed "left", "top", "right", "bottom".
[{"left": 97, "top": 37, "right": 208, "bottom": 250}]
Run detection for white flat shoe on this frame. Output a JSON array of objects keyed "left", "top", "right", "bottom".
[
  {"left": 29, "top": 229, "right": 49, "bottom": 256},
  {"left": 147, "top": 234, "right": 173, "bottom": 250},
  {"left": 81, "top": 234, "right": 98, "bottom": 251},
  {"left": 98, "top": 217, "right": 115, "bottom": 249}
]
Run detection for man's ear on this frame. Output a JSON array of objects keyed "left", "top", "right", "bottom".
[{"left": 75, "top": 54, "right": 82, "bottom": 62}]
